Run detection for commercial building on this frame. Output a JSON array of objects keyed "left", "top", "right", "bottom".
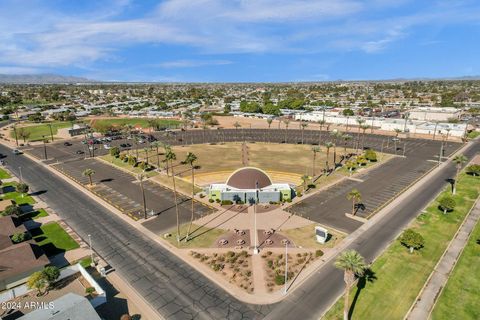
[
  {"left": 208, "top": 167, "right": 292, "bottom": 203},
  {"left": 409, "top": 107, "right": 461, "bottom": 121}
]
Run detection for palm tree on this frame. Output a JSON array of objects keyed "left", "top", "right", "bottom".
[
  {"left": 325, "top": 142, "right": 334, "bottom": 172},
  {"left": 335, "top": 249, "right": 367, "bottom": 320},
  {"left": 233, "top": 121, "right": 241, "bottom": 130},
  {"left": 311, "top": 146, "right": 320, "bottom": 176},
  {"left": 284, "top": 119, "right": 290, "bottom": 143},
  {"left": 301, "top": 122, "right": 308, "bottom": 144},
  {"left": 184, "top": 152, "right": 198, "bottom": 242},
  {"left": 331, "top": 131, "right": 342, "bottom": 166},
  {"left": 360, "top": 124, "right": 370, "bottom": 150},
  {"left": 147, "top": 119, "right": 157, "bottom": 134},
  {"left": 347, "top": 189, "right": 361, "bottom": 215},
  {"left": 354, "top": 119, "right": 365, "bottom": 152},
  {"left": 452, "top": 154, "right": 468, "bottom": 195},
  {"left": 143, "top": 147, "right": 149, "bottom": 165},
  {"left": 318, "top": 120, "right": 326, "bottom": 131},
  {"left": 137, "top": 173, "right": 147, "bottom": 219},
  {"left": 82, "top": 169, "right": 95, "bottom": 186},
  {"left": 151, "top": 141, "right": 161, "bottom": 170},
  {"left": 266, "top": 118, "right": 273, "bottom": 129},
  {"left": 342, "top": 134, "right": 352, "bottom": 154},
  {"left": 165, "top": 147, "right": 181, "bottom": 243}
]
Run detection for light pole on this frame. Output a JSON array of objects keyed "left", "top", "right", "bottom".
[
  {"left": 12, "top": 125, "right": 19, "bottom": 146},
  {"left": 284, "top": 241, "right": 288, "bottom": 295},
  {"left": 18, "top": 166, "right": 23, "bottom": 182},
  {"left": 438, "top": 141, "right": 444, "bottom": 166},
  {"left": 253, "top": 181, "right": 259, "bottom": 255},
  {"left": 42, "top": 135, "right": 48, "bottom": 160},
  {"left": 47, "top": 123, "right": 54, "bottom": 142},
  {"left": 138, "top": 174, "right": 147, "bottom": 220},
  {"left": 88, "top": 234, "right": 94, "bottom": 265}
]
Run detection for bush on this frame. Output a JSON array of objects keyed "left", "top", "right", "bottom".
[
  {"left": 221, "top": 200, "right": 233, "bottom": 205},
  {"left": 297, "top": 192, "right": 303, "bottom": 197},
  {"left": 315, "top": 249, "right": 324, "bottom": 257},
  {"left": 215, "top": 198, "right": 221, "bottom": 203},
  {"left": 2, "top": 204, "right": 22, "bottom": 216},
  {"left": 466, "top": 164, "right": 480, "bottom": 176},
  {"left": 208, "top": 199, "right": 214, "bottom": 203},
  {"left": 11, "top": 232, "right": 27, "bottom": 243},
  {"left": 274, "top": 274, "right": 285, "bottom": 285},
  {"left": 438, "top": 196, "right": 456, "bottom": 214},
  {"left": 42, "top": 266, "right": 60, "bottom": 285},
  {"left": 285, "top": 198, "right": 292, "bottom": 203},
  {"left": 110, "top": 147, "right": 120, "bottom": 158},
  {"left": 364, "top": 149, "right": 378, "bottom": 162},
  {"left": 128, "top": 156, "right": 137, "bottom": 166},
  {"left": 16, "top": 183, "right": 29, "bottom": 194},
  {"left": 199, "top": 193, "right": 205, "bottom": 198},
  {"left": 400, "top": 229, "right": 425, "bottom": 253},
  {"left": 85, "top": 287, "right": 96, "bottom": 294},
  {"left": 307, "top": 184, "right": 316, "bottom": 189},
  {"left": 119, "top": 154, "right": 126, "bottom": 161}
]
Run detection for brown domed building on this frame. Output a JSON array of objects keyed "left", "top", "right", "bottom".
[{"left": 208, "top": 167, "right": 292, "bottom": 204}]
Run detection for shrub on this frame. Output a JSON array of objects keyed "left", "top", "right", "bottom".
[
  {"left": 285, "top": 198, "right": 292, "bottom": 203},
  {"left": 16, "top": 183, "right": 29, "bottom": 194},
  {"left": 267, "top": 260, "right": 274, "bottom": 268},
  {"left": 199, "top": 193, "right": 205, "bottom": 198},
  {"left": 11, "top": 232, "right": 27, "bottom": 243},
  {"left": 364, "top": 149, "right": 377, "bottom": 162},
  {"left": 274, "top": 274, "right": 285, "bottom": 285},
  {"left": 128, "top": 156, "right": 137, "bottom": 166},
  {"left": 119, "top": 154, "right": 126, "bottom": 161},
  {"left": 221, "top": 200, "right": 233, "bottom": 205},
  {"left": 466, "top": 164, "right": 480, "bottom": 176},
  {"left": 297, "top": 192, "right": 303, "bottom": 197},
  {"left": 438, "top": 196, "right": 456, "bottom": 214},
  {"left": 110, "top": 147, "right": 120, "bottom": 158},
  {"left": 42, "top": 266, "right": 60, "bottom": 285},
  {"left": 307, "top": 184, "right": 316, "bottom": 189},
  {"left": 215, "top": 198, "right": 221, "bottom": 203},
  {"left": 315, "top": 249, "right": 324, "bottom": 257},
  {"left": 400, "top": 229, "right": 425, "bottom": 253},
  {"left": 208, "top": 199, "right": 214, "bottom": 203},
  {"left": 85, "top": 287, "right": 96, "bottom": 294},
  {"left": 3, "top": 204, "right": 22, "bottom": 216}
]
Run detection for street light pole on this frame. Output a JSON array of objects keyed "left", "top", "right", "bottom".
[
  {"left": 48, "top": 124, "right": 54, "bottom": 142},
  {"left": 88, "top": 234, "right": 94, "bottom": 265},
  {"left": 18, "top": 166, "right": 23, "bottom": 182},
  {"left": 12, "top": 125, "right": 18, "bottom": 146},
  {"left": 42, "top": 135, "right": 48, "bottom": 160},
  {"left": 253, "top": 181, "right": 259, "bottom": 255},
  {"left": 138, "top": 174, "right": 147, "bottom": 220},
  {"left": 284, "top": 242, "right": 288, "bottom": 295}
]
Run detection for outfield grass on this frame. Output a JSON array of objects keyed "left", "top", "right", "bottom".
[
  {"left": 323, "top": 172, "right": 480, "bottom": 320},
  {"left": 31, "top": 222, "right": 79, "bottom": 256},
  {"left": 431, "top": 208, "right": 480, "bottom": 320},
  {"left": 11, "top": 122, "right": 73, "bottom": 141},
  {"left": 0, "top": 168, "right": 11, "bottom": 179},
  {"left": 1, "top": 182, "right": 36, "bottom": 205},
  {"left": 164, "top": 223, "right": 226, "bottom": 248},
  {"left": 90, "top": 118, "right": 180, "bottom": 131}
]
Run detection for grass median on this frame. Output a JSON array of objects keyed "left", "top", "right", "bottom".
[{"left": 323, "top": 171, "right": 480, "bottom": 320}]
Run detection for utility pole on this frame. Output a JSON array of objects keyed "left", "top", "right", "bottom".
[
  {"left": 42, "top": 135, "right": 48, "bottom": 160},
  {"left": 284, "top": 241, "right": 288, "bottom": 295}
]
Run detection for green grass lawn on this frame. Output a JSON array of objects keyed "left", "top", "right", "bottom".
[
  {"left": 99, "top": 154, "right": 159, "bottom": 178},
  {"left": 431, "top": 211, "right": 480, "bottom": 320},
  {"left": 0, "top": 168, "right": 11, "bottom": 179},
  {"left": 467, "top": 131, "right": 480, "bottom": 139},
  {"left": 280, "top": 223, "right": 345, "bottom": 249},
  {"left": 163, "top": 223, "right": 226, "bottom": 248},
  {"left": 1, "top": 182, "right": 36, "bottom": 205},
  {"left": 31, "top": 222, "right": 79, "bottom": 256},
  {"left": 90, "top": 118, "right": 180, "bottom": 131},
  {"left": 22, "top": 208, "right": 49, "bottom": 220},
  {"left": 11, "top": 122, "right": 73, "bottom": 142},
  {"left": 323, "top": 172, "right": 480, "bottom": 320}
]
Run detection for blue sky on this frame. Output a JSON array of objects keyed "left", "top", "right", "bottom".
[{"left": 1, "top": 0, "right": 479, "bottom": 82}]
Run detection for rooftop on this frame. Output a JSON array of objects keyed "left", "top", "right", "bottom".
[{"left": 226, "top": 167, "right": 273, "bottom": 189}]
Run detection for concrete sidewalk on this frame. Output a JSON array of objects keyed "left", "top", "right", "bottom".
[{"left": 406, "top": 198, "right": 480, "bottom": 320}]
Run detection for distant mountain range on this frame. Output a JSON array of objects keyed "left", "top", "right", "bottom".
[
  {"left": 0, "top": 73, "right": 479, "bottom": 84},
  {"left": 0, "top": 74, "right": 95, "bottom": 84}
]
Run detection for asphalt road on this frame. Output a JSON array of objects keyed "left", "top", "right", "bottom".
[{"left": 2, "top": 144, "right": 270, "bottom": 320}]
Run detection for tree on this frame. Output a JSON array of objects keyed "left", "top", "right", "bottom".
[
  {"left": 16, "top": 183, "right": 29, "bottom": 196},
  {"left": 343, "top": 109, "right": 354, "bottom": 132},
  {"left": 11, "top": 232, "right": 27, "bottom": 243},
  {"left": 452, "top": 154, "right": 468, "bottom": 194},
  {"left": 331, "top": 131, "right": 342, "bottom": 166},
  {"left": 27, "top": 271, "right": 48, "bottom": 296},
  {"left": 301, "top": 122, "right": 308, "bottom": 144},
  {"left": 266, "top": 118, "right": 273, "bottom": 129},
  {"left": 355, "top": 119, "right": 365, "bottom": 152},
  {"left": 151, "top": 141, "right": 161, "bottom": 170},
  {"left": 110, "top": 146, "right": 120, "bottom": 158},
  {"left": 233, "top": 121, "right": 241, "bottom": 130},
  {"left": 42, "top": 266, "right": 60, "bottom": 288},
  {"left": 311, "top": 147, "right": 320, "bottom": 176},
  {"left": 165, "top": 147, "right": 181, "bottom": 243},
  {"left": 347, "top": 189, "right": 361, "bottom": 215},
  {"left": 184, "top": 152, "right": 198, "bottom": 242},
  {"left": 342, "top": 134, "right": 352, "bottom": 154},
  {"left": 400, "top": 229, "right": 424, "bottom": 253},
  {"left": 301, "top": 174, "right": 309, "bottom": 191},
  {"left": 3, "top": 204, "right": 22, "bottom": 216},
  {"left": 335, "top": 249, "right": 367, "bottom": 320},
  {"left": 360, "top": 125, "right": 370, "bottom": 150},
  {"left": 283, "top": 119, "right": 290, "bottom": 142},
  {"left": 439, "top": 196, "right": 456, "bottom": 214},
  {"left": 17, "top": 127, "right": 31, "bottom": 143},
  {"left": 82, "top": 168, "right": 95, "bottom": 186},
  {"left": 466, "top": 164, "right": 480, "bottom": 176},
  {"left": 324, "top": 142, "right": 334, "bottom": 172}
]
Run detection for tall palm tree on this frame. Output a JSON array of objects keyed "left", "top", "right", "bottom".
[
  {"left": 147, "top": 119, "right": 157, "bottom": 134},
  {"left": 184, "top": 152, "right": 198, "bottom": 242},
  {"left": 143, "top": 147, "right": 149, "bottom": 165},
  {"left": 301, "top": 174, "right": 309, "bottom": 192},
  {"left": 301, "top": 122, "right": 308, "bottom": 144},
  {"left": 284, "top": 119, "right": 290, "bottom": 143},
  {"left": 165, "top": 147, "right": 181, "bottom": 243},
  {"left": 355, "top": 119, "right": 365, "bottom": 152},
  {"left": 82, "top": 169, "right": 95, "bottom": 186},
  {"left": 311, "top": 146, "right": 320, "bottom": 176},
  {"left": 331, "top": 131, "right": 342, "bottom": 166},
  {"left": 360, "top": 124, "right": 370, "bottom": 150},
  {"left": 137, "top": 173, "right": 147, "bottom": 219},
  {"left": 347, "top": 189, "right": 361, "bottom": 215},
  {"left": 324, "top": 142, "right": 334, "bottom": 172},
  {"left": 335, "top": 249, "right": 367, "bottom": 320},
  {"left": 318, "top": 120, "right": 326, "bottom": 132},
  {"left": 318, "top": 120, "right": 326, "bottom": 145},
  {"left": 452, "top": 154, "right": 468, "bottom": 195},
  {"left": 342, "top": 134, "right": 352, "bottom": 154},
  {"left": 151, "top": 141, "right": 161, "bottom": 170}
]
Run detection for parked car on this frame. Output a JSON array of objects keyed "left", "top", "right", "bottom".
[
  {"left": 103, "top": 144, "right": 111, "bottom": 150},
  {"left": 64, "top": 142, "right": 72, "bottom": 146},
  {"left": 120, "top": 143, "right": 132, "bottom": 148},
  {"left": 76, "top": 150, "right": 84, "bottom": 154},
  {"left": 12, "top": 149, "right": 22, "bottom": 155}
]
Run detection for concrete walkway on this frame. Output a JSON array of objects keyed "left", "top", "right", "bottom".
[{"left": 406, "top": 198, "right": 480, "bottom": 320}]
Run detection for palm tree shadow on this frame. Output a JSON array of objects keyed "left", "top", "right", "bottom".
[{"left": 348, "top": 268, "right": 377, "bottom": 319}]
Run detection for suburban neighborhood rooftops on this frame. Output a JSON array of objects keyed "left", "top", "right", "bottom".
[{"left": 0, "top": 242, "right": 49, "bottom": 282}]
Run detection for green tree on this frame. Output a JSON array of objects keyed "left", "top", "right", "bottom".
[
  {"left": 438, "top": 196, "right": 456, "bottom": 214},
  {"left": 110, "top": 146, "right": 120, "bottom": 158},
  {"left": 266, "top": 118, "right": 273, "bottom": 129},
  {"left": 151, "top": 141, "right": 161, "bottom": 169},
  {"left": 452, "top": 154, "right": 468, "bottom": 194},
  {"left": 27, "top": 271, "right": 48, "bottom": 296},
  {"left": 311, "top": 146, "right": 320, "bottom": 176},
  {"left": 233, "top": 121, "right": 241, "bottom": 130},
  {"left": 11, "top": 232, "right": 27, "bottom": 243},
  {"left": 324, "top": 142, "right": 334, "bottom": 172},
  {"left": 184, "top": 152, "right": 198, "bottom": 242},
  {"left": 82, "top": 168, "right": 95, "bottom": 186},
  {"left": 466, "top": 164, "right": 480, "bottom": 176},
  {"left": 3, "top": 204, "right": 22, "bottom": 216},
  {"left": 42, "top": 266, "right": 60, "bottom": 288},
  {"left": 347, "top": 189, "right": 361, "bottom": 215},
  {"left": 301, "top": 122, "right": 308, "bottom": 144},
  {"left": 17, "top": 127, "right": 31, "bottom": 143},
  {"left": 16, "top": 183, "right": 29, "bottom": 196},
  {"left": 400, "top": 229, "right": 425, "bottom": 253},
  {"left": 301, "top": 174, "right": 309, "bottom": 191},
  {"left": 334, "top": 249, "right": 367, "bottom": 320}
]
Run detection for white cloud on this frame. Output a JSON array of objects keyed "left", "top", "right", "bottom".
[{"left": 155, "top": 60, "right": 232, "bottom": 68}]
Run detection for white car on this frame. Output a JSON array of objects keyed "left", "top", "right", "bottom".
[
  {"left": 103, "top": 144, "right": 111, "bottom": 150},
  {"left": 12, "top": 149, "right": 22, "bottom": 155}
]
